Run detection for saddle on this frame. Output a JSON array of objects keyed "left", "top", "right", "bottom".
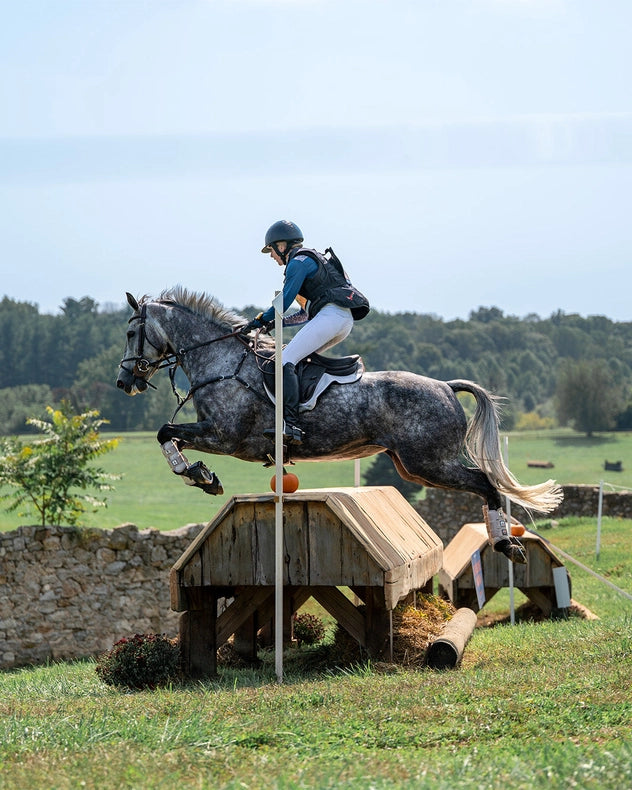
[{"left": 261, "top": 352, "right": 364, "bottom": 411}]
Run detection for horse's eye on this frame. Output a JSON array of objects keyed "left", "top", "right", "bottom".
[{"left": 127, "top": 330, "right": 135, "bottom": 340}]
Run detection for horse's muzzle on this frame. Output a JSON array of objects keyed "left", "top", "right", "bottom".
[{"left": 116, "top": 369, "right": 147, "bottom": 395}]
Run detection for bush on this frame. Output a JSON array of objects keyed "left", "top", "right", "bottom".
[
  {"left": 95, "top": 633, "right": 181, "bottom": 690},
  {"left": 292, "top": 613, "right": 326, "bottom": 646}
]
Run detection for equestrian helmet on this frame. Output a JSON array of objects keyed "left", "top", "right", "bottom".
[{"left": 261, "top": 220, "right": 304, "bottom": 253}]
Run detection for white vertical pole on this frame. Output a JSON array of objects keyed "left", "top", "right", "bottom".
[
  {"left": 354, "top": 458, "right": 361, "bottom": 487},
  {"left": 504, "top": 436, "right": 515, "bottom": 625},
  {"left": 273, "top": 292, "right": 284, "bottom": 684},
  {"left": 596, "top": 479, "right": 604, "bottom": 561}
]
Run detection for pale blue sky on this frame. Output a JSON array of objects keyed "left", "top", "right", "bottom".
[{"left": 1, "top": 0, "right": 630, "bottom": 320}]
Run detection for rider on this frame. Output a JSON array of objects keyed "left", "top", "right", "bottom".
[{"left": 243, "top": 220, "right": 369, "bottom": 445}]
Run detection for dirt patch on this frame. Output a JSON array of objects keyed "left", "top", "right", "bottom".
[{"left": 476, "top": 598, "right": 598, "bottom": 627}]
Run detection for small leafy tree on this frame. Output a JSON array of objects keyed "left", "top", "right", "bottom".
[
  {"left": 555, "top": 360, "right": 627, "bottom": 437},
  {"left": 0, "top": 404, "right": 119, "bottom": 526}
]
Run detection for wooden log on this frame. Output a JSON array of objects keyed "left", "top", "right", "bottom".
[
  {"left": 426, "top": 607, "right": 477, "bottom": 670},
  {"left": 527, "top": 460, "right": 554, "bottom": 469}
]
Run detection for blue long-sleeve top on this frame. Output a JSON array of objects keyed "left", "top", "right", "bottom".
[{"left": 260, "top": 253, "right": 318, "bottom": 323}]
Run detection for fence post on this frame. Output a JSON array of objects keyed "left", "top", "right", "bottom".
[
  {"left": 273, "top": 292, "right": 284, "bottom": 683},
  {"left": 596, "top": 479, "right": 604, "bottom": 561},
  {"left": 504, "top": 435, "right": 515, "bottom": 625}
]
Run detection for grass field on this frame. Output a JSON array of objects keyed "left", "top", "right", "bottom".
[
  {"left": 1, "top": 515, "right": 631, "bottom": 789},
  {"left": 2, "top": 432, "right": 632, "bottom": 788},
  {"left": 2, "top": 428, "right": 632, "bottom": 532}
]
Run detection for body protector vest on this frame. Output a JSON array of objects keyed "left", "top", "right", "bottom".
[{"left": 292, "top": 246, "right": 370, "bottom": 321}]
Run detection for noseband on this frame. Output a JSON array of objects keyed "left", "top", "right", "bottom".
[
  {"left": 119, "top": 303, "right": 172, "bottom": 390},
  {"left": 119, "top": 300, "right": 258, "bottom": 396}
]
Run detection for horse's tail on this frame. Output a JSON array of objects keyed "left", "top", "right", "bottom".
[{"left": 448, "top": 379, "right": 563, "bottom": 513}]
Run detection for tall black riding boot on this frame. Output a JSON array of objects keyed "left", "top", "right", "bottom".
[{"left": 264, "top": 362, "right": 304, "bottom": 445}]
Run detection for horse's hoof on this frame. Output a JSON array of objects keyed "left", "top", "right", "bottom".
[
  {"left": 183, "top": 461, "right": 224, "bottom": 496},
  {"left": 494, "top": 538, "right": 528, "bottom": 565}
]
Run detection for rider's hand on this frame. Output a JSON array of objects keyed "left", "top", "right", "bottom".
[
  {"left": 241, "top": 312, "right": 273, "bottom": 334},
  {"left": 241, "top": 313, "right": 264, "bottom": 334}
]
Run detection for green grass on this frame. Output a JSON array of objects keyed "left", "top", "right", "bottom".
[
  {"left": 478, "top": 515, "right": 632, "bottom": 621},
  {"left": 2, "top": 445, "right": 632, "bottom": 787},
  {"left": 1, "top": 599, "right": 631, "bottom": 788},
  {"left": 0, "top": 432, "right": 373, "bottom": 532},
  {"left": 498, "top": 429, "right": 632, "bottom": 489},
  {"left": 2, "top": 428, "right": 632, "bottom": 532}
]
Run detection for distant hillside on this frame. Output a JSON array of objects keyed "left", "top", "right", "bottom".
[{"left": 1, "top": 295, "right": 631, "bottom": 434}]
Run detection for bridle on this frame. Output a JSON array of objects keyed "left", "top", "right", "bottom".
[
  {"left": 119, "top": 299, "right": 271, "bottom": 414},
  {"left": 118, "top": 302, "right": 172, "bottom": 391}
]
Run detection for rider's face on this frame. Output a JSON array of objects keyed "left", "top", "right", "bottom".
[{"left": 270, "top": 241, "right": 287, "bottom": 266}]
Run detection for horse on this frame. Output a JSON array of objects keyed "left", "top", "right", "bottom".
[{"left": 116, "top": 287, "right": 563, "bottom": 564}]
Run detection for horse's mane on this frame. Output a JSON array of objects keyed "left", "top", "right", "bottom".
[{"left": 151, "top": 286, "right": 247, "bottom": 331}]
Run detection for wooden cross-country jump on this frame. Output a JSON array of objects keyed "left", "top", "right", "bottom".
[{"left": 170, "top": 486, "right": 443, "bottom": 678}]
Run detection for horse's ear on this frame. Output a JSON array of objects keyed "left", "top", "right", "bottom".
[{"left": 126, "top": 292, "right": 139, "bottom": 311}]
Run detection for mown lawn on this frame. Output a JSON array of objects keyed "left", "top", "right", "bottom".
[
  {"left": 1, "top": 614, "right": 631, "bottom": 789},
  {"left": 2, "top": 428, "right": 632, "bottom": 532},
  {"left": 2, "top": 516, "right": 632, "bottom": 789},
  {"left": 2, "top": 430, "right": 632, "bottom": 788}
]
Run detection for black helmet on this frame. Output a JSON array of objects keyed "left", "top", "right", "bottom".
[{"left": 261, "top": 220, "right": 304, "bottom": 253}]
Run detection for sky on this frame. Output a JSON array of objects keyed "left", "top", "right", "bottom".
[{"left": 1, "top": 0, "right": 631, "bottom": 322}]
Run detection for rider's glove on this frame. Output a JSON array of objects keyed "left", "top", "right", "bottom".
[
  {"left": 241, "top": 312, "right": 273, "bottom": 334},
  {"left": 241, "top": 312, "right": 264, "bottom": 333}
]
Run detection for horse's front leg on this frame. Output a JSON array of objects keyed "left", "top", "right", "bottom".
[{"left": 157, "top": 420, "right": 224, "bottom": 496}]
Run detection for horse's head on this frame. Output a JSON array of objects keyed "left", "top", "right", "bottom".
[{"left": 116, "top": 293, "right": 172, "bottom": 395}]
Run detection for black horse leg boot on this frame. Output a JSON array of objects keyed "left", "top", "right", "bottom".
[{"left": 264, "top": 362, "right": 304, "bottom": 445}]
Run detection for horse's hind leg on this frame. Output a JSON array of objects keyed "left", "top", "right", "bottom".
[
  {"left": 387, "top": 451, "right": 526, "bottom": 564},
  {"left": 386, "top": 450, "right": 501, "bottom": 505}
]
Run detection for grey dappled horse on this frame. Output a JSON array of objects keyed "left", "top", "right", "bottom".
[{"left": 116, "top": 288, "right": 562, "bottom": 563}]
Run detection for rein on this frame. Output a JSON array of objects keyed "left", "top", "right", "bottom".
[
  {"left": 169, "top": 332, "right": 270, "bottom": 421},
  {"left": 120, "top": 299, "right": 272, "bottom": 419}
]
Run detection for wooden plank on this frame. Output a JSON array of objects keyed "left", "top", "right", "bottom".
[
  {"left": 520, "top": 586, "right": 555, "bottom": 616},
  {"left": 307, "top": 504, "right": 345, "bottom": 585},
  {"left": 216, "top": 586, "right": 274, "bottom": 646},
  {"left": 384, "top": 541, "right": 443, "bottom": 608},
  {"left": 252, "top": 500, "right": 275, "bottom": 584},
  {"left": 181, "top": 552, "right": 202, "bottom": 587},
  {"left": 441, "top": 523, "right": 488, "bottom": 578},
  {"left": 283, "top": 502, "right": 310, "bottom": 586},
  {"left": 364, "top": 586, "right": 391, "bottom": 659},
  {"left": 170, "top": 496, "right": 238, "bottom": 574},
  {"left": 310, "top": 586, "right": 366, "bottom": 646},
  {"left": 323, "top": 495, "right": 398, "bottom": 570},
  {"left": 170, "top": 567, "right": 185, "bottom": 611},
  {"left": 179, "top": 587, "right": 217, "bottom": 678},
  {"left": 228, "top": 503, "right": 255, "bottom": 585},
  {"left": 362, "top": 487, "right": 439, "bottom": 559}
]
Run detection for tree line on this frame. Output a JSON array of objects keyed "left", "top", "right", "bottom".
[{"left": 1, "top": 295, "right": 631, "bottom": 436}]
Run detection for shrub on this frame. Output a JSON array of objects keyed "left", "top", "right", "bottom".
[
  {"left": 292, "top": 613, "right": 326, "bottom": 646},
  {"left": 515, "top": 410, "right": 555, "bottom": 431},
  {"left": 95, "top": 633, "right": 181, "bottom": 690}
]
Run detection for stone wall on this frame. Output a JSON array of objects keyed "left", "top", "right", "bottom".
[
  {"left": 3, "top": 483, "right": 631, "bottom": 670},
  {"left": 0, "top": 522, "right": 203, "bottom": 670},
  {"left": 416, "top": 484, "right": 632, "bottom": 545}
]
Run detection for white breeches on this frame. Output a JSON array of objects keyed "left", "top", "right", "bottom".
[{"left": 282, "top": 304, "right": 354, "bottom": 367}]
